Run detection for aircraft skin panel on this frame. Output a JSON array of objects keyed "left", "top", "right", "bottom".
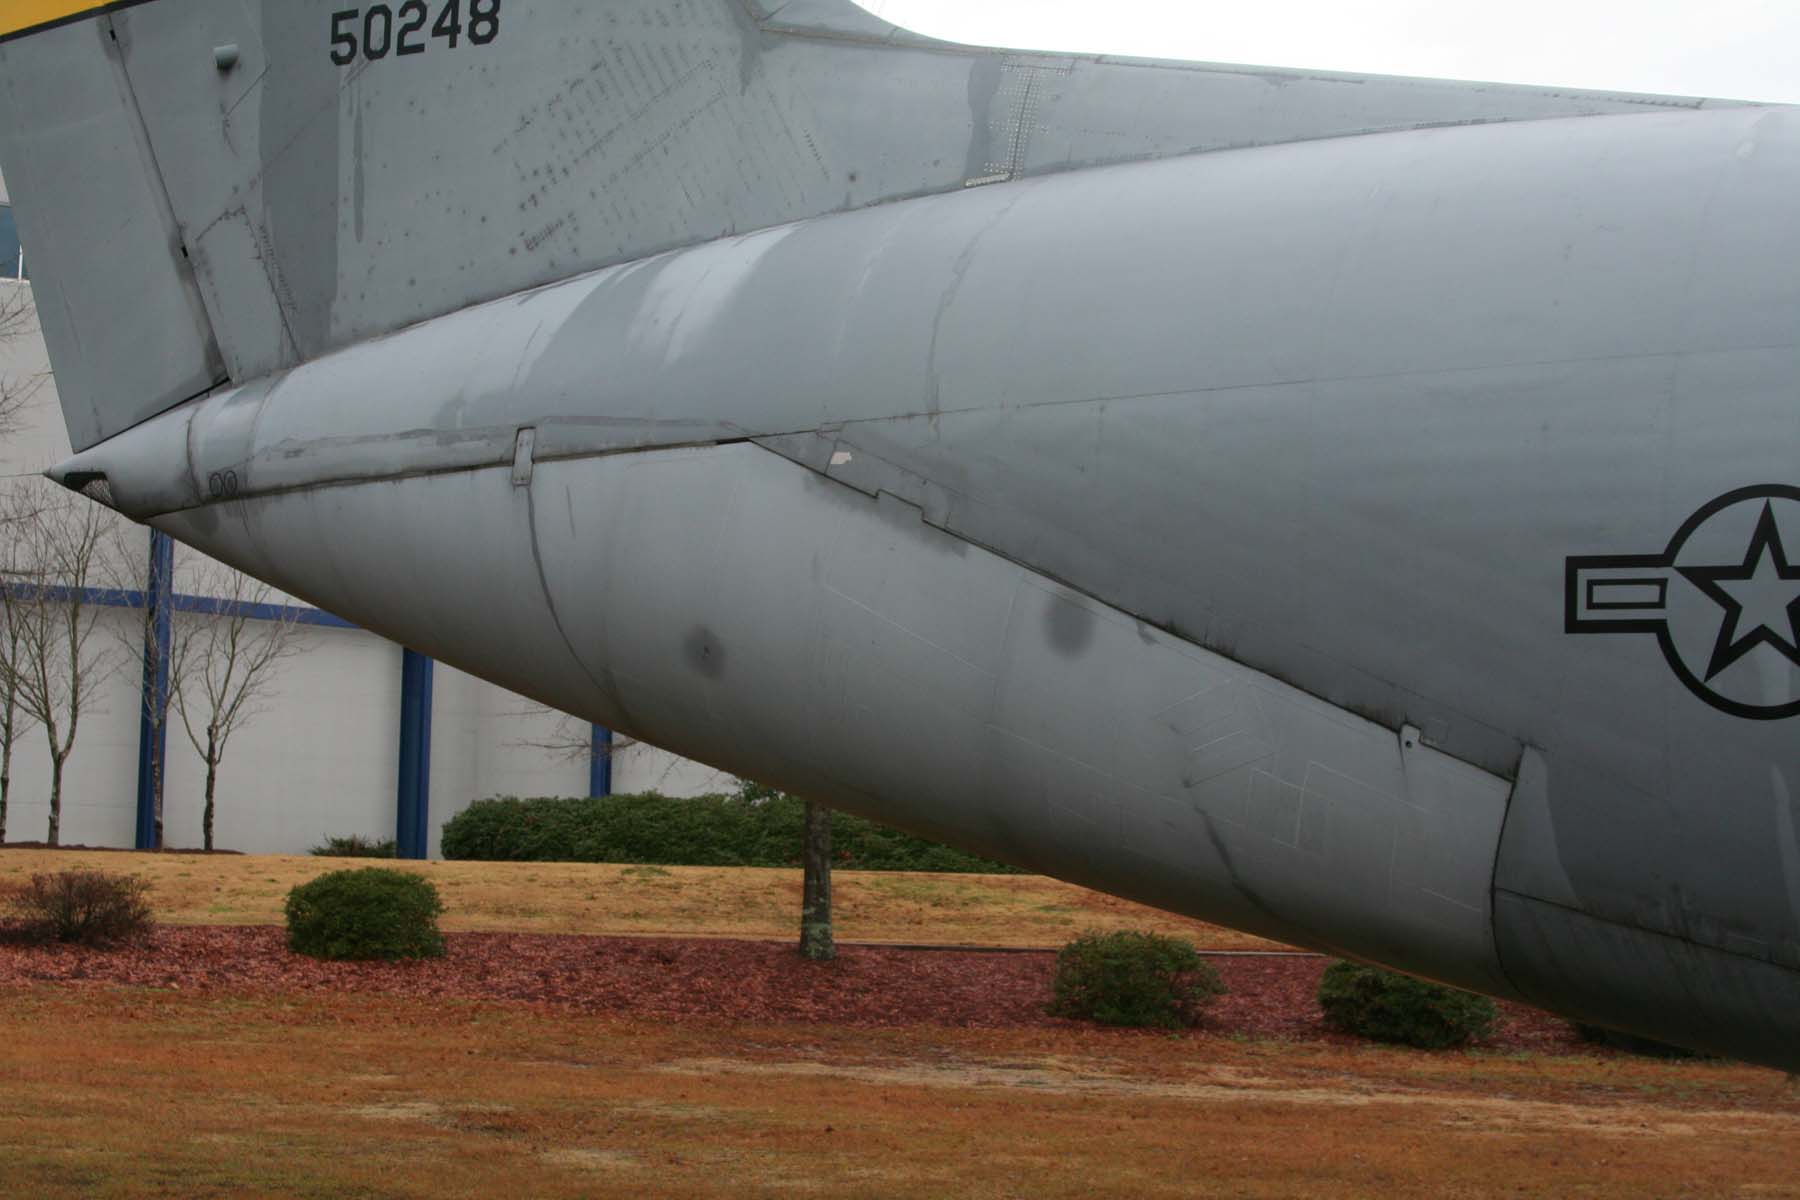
[
  {"left": 1493, "top": 892, "right": 1800, "bottom": 1066},
  {"left": 0, "top": 15, "right": 225, "bottom": 450},
  {"left": 56, "top": 99, "right": 1800, "bottom": 1064},
  {"left": 0, "top": 0, "right": 1756, "bottom": 450},
  {"left": 154, "top": 440, "right": 1520, "bottom": 1000}
]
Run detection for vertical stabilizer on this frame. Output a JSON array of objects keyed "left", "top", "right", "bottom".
[{"left": 0, "top": 13, "right": 224, "bottom": 450}]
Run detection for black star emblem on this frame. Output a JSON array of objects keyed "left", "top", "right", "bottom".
[{"left": 1677, "top": 502, "right": 1800, "bottom": 681}]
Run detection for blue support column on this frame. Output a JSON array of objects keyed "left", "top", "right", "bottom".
[
  {"left": 396, "top": 649, "right": 434, "bottom": 859},
  {"left": 589, "top": 725, "right": 613, "bottom": 798},
  {"left": 133, "top": 531, "right": 173, "bottom": 850}
]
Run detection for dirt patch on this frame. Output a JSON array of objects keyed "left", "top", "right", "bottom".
[
  {"left": 350, "top": 1100, "right": 445, "bottom": 1122},
  {"left": 542, "top": 1148, "right": 642, "bottom": 1171},
  {"left": 660, "top": 1056, "right": 1800, "bottom": 1137}
]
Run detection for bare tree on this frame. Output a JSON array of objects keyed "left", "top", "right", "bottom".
[
  {"left": 505, "top": 701, "right": 638, "bottom": 778},
  {"left": 0, "top": 489, "right": 43, "bottom": 843},
  {"left": 103, "top": 530, "right": 176, "bottom": 848},
  {"left": 0, "top": 284, "right": 43, "bottom": 441},
  {"left": 0, "top": 286, "right": 50, "bottom": 844},
  {"left": 0, "top": 480, "right": 121, "bottom": 845},
  {"left": 170, "top": 560, "right": 310, "bottom": 851},
  {"left": 0, "top": 596, "right": 25, "bottom": 844}
]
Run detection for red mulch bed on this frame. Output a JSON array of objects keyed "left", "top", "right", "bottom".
[{"left": 0, "top": 926, "right": 1582, "bottom": 1051}]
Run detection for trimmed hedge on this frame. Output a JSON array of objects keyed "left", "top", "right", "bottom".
[
  {"left": 284, "top": 868, "right": 445, "bottom": 961},
  {"left": 439, "top": 786, "right": 1022, "bottom": 873},
  {"left": 1049, "top": 931, "right": 1225, "bottom": 1028},
  {"left": 1316, "top": 960, "right": 1497, "bottom": 1049}
]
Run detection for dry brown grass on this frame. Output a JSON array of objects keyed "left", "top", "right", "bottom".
[
  {"left": 0, "top": 849, "right": 1283, "bottom": 949},
  {"left": 3, "top": 987, "right": 1795, "bottom": 1199}
]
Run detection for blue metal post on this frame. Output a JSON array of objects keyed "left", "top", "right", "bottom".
[
  {"left": 589, "top": 725, "right": 613, "bottom": 798},
  {"left": 133, "top": 531, "right": 173, "bottom": 850},
  {"left": 396, "top": 650, "right": 434, "bottom": 859}
]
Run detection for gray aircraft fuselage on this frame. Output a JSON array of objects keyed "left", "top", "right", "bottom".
[{"left": 4, "top": 0, "right": 1796, "bottom": 1066}]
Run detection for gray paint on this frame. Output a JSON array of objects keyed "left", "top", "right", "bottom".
[
  {"left": 155, "top": 444, "right": 1518, "bottom": 999},
  {"left": 0, "top": 0, "right": 1753, "bottom": 448},
  {"left": 11, "top": 1, "right": 1800, "bottom": 1066},
  {"left": 0, "top": 19, "right": 223, "bottom": 449}
]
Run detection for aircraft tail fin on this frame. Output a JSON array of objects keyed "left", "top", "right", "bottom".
[{"left": 0, "top": 0, "right": 1746, "bottom": 452}]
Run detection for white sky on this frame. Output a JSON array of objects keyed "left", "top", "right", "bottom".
[{"left": 862, "top": 0, "right": 1800, "bottom": 104}]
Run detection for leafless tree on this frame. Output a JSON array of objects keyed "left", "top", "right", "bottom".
[
  {"left": 103, "top": 531, "right": 176, "bottom": 848},
  {"left": 0, "top": 479, "right": 121, "bottom": 845},
  {"left": 0, "top": 287, "right": 41, "bottom": 441},
  {"left": 0, "top": 287, "right": 49, "bottom": 843},
  {"left": 170, "top": 559, "right": 310, "bottom": 851},
  {"left": 504, "top": 701, "right": 642, "bottom": 779},
  {"left": 0, "top": 492, "right": 42, "bottom": 843}
]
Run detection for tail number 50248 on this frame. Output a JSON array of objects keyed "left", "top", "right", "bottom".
[{"left": 329, "top": 0, "right": 500, "bottom": 65}]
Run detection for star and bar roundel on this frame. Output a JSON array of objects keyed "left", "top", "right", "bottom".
[{"left": 1566, "top": 484, "right": 1800, "bottom": 720}]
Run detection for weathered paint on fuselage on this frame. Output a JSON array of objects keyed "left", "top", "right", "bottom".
[{"left": 63, "top": 102, "right": 1800, "bottom": 1065}]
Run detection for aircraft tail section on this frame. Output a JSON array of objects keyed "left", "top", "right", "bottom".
[{"left": 0, "top": 0, "right": 1754, "bottom": 452}]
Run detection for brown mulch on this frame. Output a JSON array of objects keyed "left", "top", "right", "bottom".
[{"left": 0, "top": 925, "right": 1581, "bottom": 1051}]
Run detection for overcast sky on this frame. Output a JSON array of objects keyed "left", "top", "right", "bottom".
[{"left": 862, "top": 0, "right": 1800, "bottom": 104}]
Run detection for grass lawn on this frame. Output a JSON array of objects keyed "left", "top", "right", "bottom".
[{"left": 0, "top": 848, "right": 1285, "bottom": 949}]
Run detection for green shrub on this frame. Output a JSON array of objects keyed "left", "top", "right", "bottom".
[
  {"left": 309, "top": 834, "right": 397, "bottom": 858},
  {"left": 439, "top": 786, "right": 1023, "bottom": 873},
  {"left": 1, "top": 870, "right": 153, "bottom": 946},
  {"left": 1316, "top": 960, "right": 1497, "bottom": 1049},
  {"left": 284, "top": 868, "right": 445, "bottom": 961},
  {"left": 1048, "top": 931, "right": 1225, "bottom": 1028}
]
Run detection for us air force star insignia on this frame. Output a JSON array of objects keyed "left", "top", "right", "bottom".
[{"left": 1566, "top": 484, "right": 1800, "bottom": 720}]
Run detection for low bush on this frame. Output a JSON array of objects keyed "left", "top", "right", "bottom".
[
  {"left": 284, "top": 868, "right": 444, "bottom": 961},
  {"left": 1048, "top": 931, "right": 1225, "bottom": 1028},
  {"left": 1316, "top": 960, "right": 1497, "bottom": 1049},
  {"left": 439, "top": 785, "right": 1023, "bottom": 873},
  {"left": 1, "top": 870, "right": 153, "bottom": 946},
  {"left": 309, "top": 834, "right": 397, "bottom": 858}
]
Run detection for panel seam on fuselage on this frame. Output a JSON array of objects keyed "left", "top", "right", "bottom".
[{"left": 1494, "top": 885, "right": 1800, "bottom": 973}]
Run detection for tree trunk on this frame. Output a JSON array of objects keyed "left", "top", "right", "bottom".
[
  {"left": 799, "top": 799, "right": 834, "bottom": 961},
  {"left": 1, "top": 701, "right": 12, "bottom": 843},
  {"left": 151, "top": 736, "right": 164, "bottom": 850},
  {"left": 202, "top": 725, "right": 218, "bottom": 853},
  {"left": 46, "top": 752, "right": 62, "bottom": 847}
]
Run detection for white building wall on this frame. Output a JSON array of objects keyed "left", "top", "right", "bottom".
[
  {"left": 1, "top": 605, "right": 141, "bottom": 847},
  {"left": 0, "top": 180, "right": 733, "bottom": 856},
  {"left": 160, "top": 625, "right": 404, "bottom": 854},
  {"left": 426, "top": 664, "right": 588, "bottom": 858}
]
